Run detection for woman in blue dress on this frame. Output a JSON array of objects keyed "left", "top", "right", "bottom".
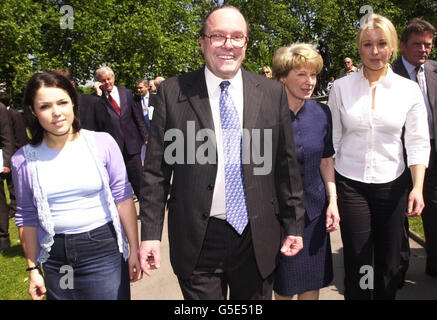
[{"left": 272, "top": 43, "right": 340, "bottom": 300}]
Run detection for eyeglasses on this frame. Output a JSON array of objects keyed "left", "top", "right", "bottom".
[
  {"left": 203, "top": 34, "right": 248, "bottom": 48},
  {"left": 344, "top": 61, "right": 352, "bottom": 65},
  {"left": 262, "top": 71, "right": 271, "bottom": 74}
]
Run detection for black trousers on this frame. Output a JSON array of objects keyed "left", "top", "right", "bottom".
[
  {"left": 422, "top": 159, "right": 437, "bottom": 273},
  {"left": 177, "top": 218, "right": 273, "bottom": 300},
  {"left": 0, "top": 174, "right": 10, "bottom": 249},
  {"left": 6, "top": 173, "right": 16, "bottom": 217},
  {"left": 122, "top": 150, "right": 142, "bottom": 198},
  {"left": 336, "top": 171, "right": 408, "bottom": 300},
  {"left": 400, "top": 145, "right": 437, "bottom": 276}
]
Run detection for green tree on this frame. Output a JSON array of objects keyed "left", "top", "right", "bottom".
[
  {"left": 0, "top": 0, "right": 46, "bottom": 104},
  {"left": 1, "top": 0, "right": 437, "bottom": 104}
]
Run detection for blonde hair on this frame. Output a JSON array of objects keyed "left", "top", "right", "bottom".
[
  {"left": 357, "top": 13, "right": 398, "bottom": 61},
  {"left": 272, "top": 43, "right": 323, "bottom": 81}
]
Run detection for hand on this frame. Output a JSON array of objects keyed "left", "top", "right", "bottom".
[
  {"left": 280, "top": 235, "right": 303, "bottom": 256},
  {"left": 406, "top": 187, "right": 425, "bottom": 217},
  {"left": 326, "top": 203, "right": 340, "bottom": 232},
  {"left": 93, "top": 82, "right": 103, "bottom": 96},
  {"left": 139, "top": 240, "right": 161, "bottom": 277},
  {"left": 2, "top": 167, "right": 10, "bottom": 174},
  {"left": 28, "top": 270, "right": 46, "bottom": 300},
  {"left": 128, "top": 248, "right": 143, "bottom": 283}
]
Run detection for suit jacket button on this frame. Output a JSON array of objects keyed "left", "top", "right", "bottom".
[
  {"left": 202, "top": 212, "right": 209, "bottom": 219},
  {"left": 207, "top": 184, "right": 214, "bottom": 190}
]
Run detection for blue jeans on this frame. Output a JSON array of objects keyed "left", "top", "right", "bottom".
[{"left": 43, "top": 222, "right": 130, "bottom": 300}]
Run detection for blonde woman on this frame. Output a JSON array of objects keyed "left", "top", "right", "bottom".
[
  {"left": 272, "top": 43, "right": 340, "bottom": 300},
  {"left": 328, "top": 14, "right": 430, "bottom": 300}
]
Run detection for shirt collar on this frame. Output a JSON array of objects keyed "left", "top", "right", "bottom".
[
  {"left": 106, "top": 85, "right": 119, "bottom": 97},
  {"left": 357, "top": 64, "right": 395, "bottom": 88},
  {"left": 204, "top": 66, "right": 243, "bottom": 96}
]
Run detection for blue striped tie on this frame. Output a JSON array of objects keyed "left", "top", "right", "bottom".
[{"left": 219, "top": 81, "right": 248, "bottom": 235}]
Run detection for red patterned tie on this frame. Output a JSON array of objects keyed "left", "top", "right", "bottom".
[{"left": 108, "top": 92, "right": 121, "bottom": 115}]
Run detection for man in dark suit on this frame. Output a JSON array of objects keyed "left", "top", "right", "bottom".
[
  {"left": 78, "top": 94, "right": 114, "bottom": 136},
  {"left": 139, "top": 5, "right": 305, "bottom": 300},
  {"left": 134, "top": 78, "right": 158, "bottom": 128},
  {"left": 0, "top": 93, "right": 28, "bottom": 219},
  {"left": 392, "top": 18, "right": 437, "bottom": 280},
  {"left": 94, "top": 67, "right": 148, "bottom": 198},
  {"left": 0, "top": 102, "right": 14, "bottom": 253},
  {"left": 135, "top": 78, "right": 158, "bottom": 162}
]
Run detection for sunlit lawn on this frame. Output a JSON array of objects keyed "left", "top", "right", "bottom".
[
  {"left": 409, "top": 216, "right": 425, "bottom": 239},
  {"left": 0, "top": 218, "right": 31, "bottom": 300}
]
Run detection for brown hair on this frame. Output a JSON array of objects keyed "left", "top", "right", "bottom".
[
  {"left": 401, "top": 18, "right": 435, "bottom": 44},
  {"left": 23, "top": 72, "right": 81, "bottom": 145}
]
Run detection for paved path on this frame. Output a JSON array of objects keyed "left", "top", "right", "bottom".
[{"left": 131, "top": 206, "right": 437, "bottom": 300}]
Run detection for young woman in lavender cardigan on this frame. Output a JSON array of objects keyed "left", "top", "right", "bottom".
[{"left": 12, "top": 72, "right": 142, "bottom": 300}]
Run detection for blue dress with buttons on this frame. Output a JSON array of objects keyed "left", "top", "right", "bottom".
[{"left": 274, "top": 99, "right": 335, "bottom": 296}]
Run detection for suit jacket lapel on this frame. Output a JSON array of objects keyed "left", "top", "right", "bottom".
[
  {"left": 242, "top": 69, "right": 262, "bottom": 131},
  {"left": 118, "top": 86, "right": 127, "bottom": 116},
  {"left": 184, "top": 68, "right": 215, "bottom": 131},
  {"left": 392, "top": 58, "right": 410, "bottom": 79},
  {"left": 103, "top": 91, "right": 119, "bottom": 116}
]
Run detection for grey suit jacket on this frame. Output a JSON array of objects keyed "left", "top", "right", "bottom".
[
  {"left": 392, "top": 58, "right": 437, "bottom": 152},
  {"left": 139, "top": 67, "right": 305, "bottom": 279}
]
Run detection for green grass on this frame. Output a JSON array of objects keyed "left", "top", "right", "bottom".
[
  {"left": 409, "top": 216, "right": 425, "bottom": 239},
  {"left": 0, "top": 218, "right": 31, "bottom": 300}
]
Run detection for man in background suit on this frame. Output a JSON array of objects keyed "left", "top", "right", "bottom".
[
  {"left": 154, "top": 76, "right": 165, "bottom": 91},
  {"left": 135, "top": 78, "right": 157, "bottom": 162},
  {"left": 0, "top": 93, "right": 28, "bottom": 219},
  {"left": 0, "top": 102, "right": 14, "bottom": 253},
  {"left": 94, "top": 67, "right": 148, "bottom": 198},
  {"left": 338, "top": 57, "right": 358, "bottom": 78},
  {"left": 135, "top": 78, "right": 158, "bottom": 128},
  {"left": 392, "top": 18, "right": 437, "bottom": 280},
  {"left": 139, "top": 5, "right": 305, "bottom": 300}
]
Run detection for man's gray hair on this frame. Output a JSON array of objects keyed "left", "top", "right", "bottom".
[{"left": 95, "top": 66, "right": 115, "bottom": 80}]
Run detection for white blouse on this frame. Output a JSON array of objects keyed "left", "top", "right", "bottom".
[{"left": 328, "top": 66, "right": 430, "bottom": 184}]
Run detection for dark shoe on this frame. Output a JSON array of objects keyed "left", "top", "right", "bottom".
[
  {"left": 0, "top": 238, "right": 11, "bottom": 254},
  {"left": 426, "top": 267, "right": 437, "bottom": 278}
]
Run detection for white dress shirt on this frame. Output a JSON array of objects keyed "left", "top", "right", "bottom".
[
  {"left": 328, "top": 66, "right": 430, "bottom": 184},
  {"left": 142, "top": 93, "right": 149, "bottom": 109},
  {"left": 204, "top": 66, "right": 244, "bottom": 219},
  {"left": 105, "top": 85, "right": 121, "bottom": 110}
]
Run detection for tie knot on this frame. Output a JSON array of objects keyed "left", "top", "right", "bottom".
[
  {"left": 220, "top": 81, "right": 230, "bottom": 91},
  {"left": 415, "top": 65, "right": 423, "bottom": 74}
]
